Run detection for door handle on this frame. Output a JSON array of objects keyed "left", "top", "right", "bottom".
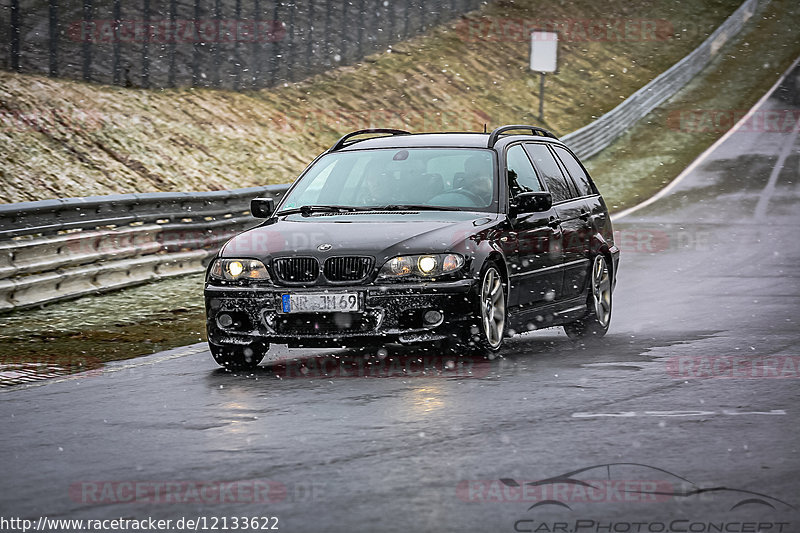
[{"left": 548, "top": 217, "right": 561, "bottom": 228}]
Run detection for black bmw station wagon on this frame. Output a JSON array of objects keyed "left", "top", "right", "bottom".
[{"left": 205, "top": 126, "right": 619, "bottom": 369}]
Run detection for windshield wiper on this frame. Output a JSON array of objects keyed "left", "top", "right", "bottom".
[
  {"left": 276, "top": 205, "right": 374, "bottom": 216},
  {"left": 371, "top": 204, "right": 465, "bottom": 212},
  {"left": 277, "top": 204, "right": 469, "bottom": 216}
]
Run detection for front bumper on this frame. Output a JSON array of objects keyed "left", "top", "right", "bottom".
[{"left": 205, "top": 279, "right": 477, "bottom": 348}]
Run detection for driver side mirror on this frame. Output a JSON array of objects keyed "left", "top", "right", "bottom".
[
  {"left": 512, "top": 191, "right": 552, "bottom": 214},
  {"left": 250, "top": 197, "right": 275, "bottom": 218}
]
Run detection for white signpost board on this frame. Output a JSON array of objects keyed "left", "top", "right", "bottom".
[
  {"left": 530, "top": 31, "right": 559, "bottom": 121},
  {"left": 530, "top": 31, "right": 558, "bottom": 72}
]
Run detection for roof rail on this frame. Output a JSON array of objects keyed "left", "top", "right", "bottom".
[
  {"left": 487, "top": 124, "right": 558, "bottom": 148},
  {"left": 329, "top": 128, "right": 411, "bottom": 152}
]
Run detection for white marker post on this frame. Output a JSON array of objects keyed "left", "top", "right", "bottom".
[{"left": 530, "top": 30, "right": 559, "bottom": 122}]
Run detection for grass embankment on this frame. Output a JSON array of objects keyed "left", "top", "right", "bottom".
[
  {"left": 585, "top": 0, "right": 800, "bottom": 211},
  {"left": 0, "top": 276, "right": 206, "bottom": 384},
  {"left": 0, "top": 0, "right": 741, "bottom": 203}
]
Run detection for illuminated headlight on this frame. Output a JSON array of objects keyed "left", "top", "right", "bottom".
[
  {"left": 418, "top": 256, "right": 437, "bottom": 274},
  {"left": 378, "top": 254, "right": 464, "bottom": 279},
  {"left": 210, "top": 258, "right": 270, "bottom": 281}
]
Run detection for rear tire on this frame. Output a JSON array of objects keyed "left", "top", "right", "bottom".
[
  {"left": 564, "top": 254, "right": 612, "bottom": 340},
  {"left": 210, "top": 342, "right": 267, "bottom": 370}
]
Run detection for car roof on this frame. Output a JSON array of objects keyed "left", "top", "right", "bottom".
[{"left": 335, "top": 132, "right": 563, "bottom": 152}]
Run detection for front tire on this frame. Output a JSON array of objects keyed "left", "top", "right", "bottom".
[
  {"left": 210, "top": 342, "right": 267, "bottom": 370},
  {"left": 564, "top": 254, "right": 612, "bottom": 340},
  {"left": 471, "top": 263, "right": 507, "bottom": 354}
]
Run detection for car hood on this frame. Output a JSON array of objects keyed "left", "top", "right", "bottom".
[{"left": 220, "top": 211, "right": 499, "bottom": 261}]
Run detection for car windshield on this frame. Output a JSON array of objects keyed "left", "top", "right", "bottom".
[{"left": 279, "top": 148, "right": 497, "bottom": 213}]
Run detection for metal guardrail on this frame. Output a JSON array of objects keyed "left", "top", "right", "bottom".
[
  {"left": 0, "top": 186, "right": 286, "bottom": 239},
  {"left": 0, "top": 185, "right": 288, "bottom": 311},
  {"left": 562, "top": 0, "right": 758, "bottom": 160},
  {"left": 0, "top": 0, "right": 759, "bottom": 311}
]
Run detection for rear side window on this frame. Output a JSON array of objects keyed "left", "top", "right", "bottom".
[
  {"left": 505, "top": 144, "right": 542, "bottom": 194},
  {"left": 552, "top": 146, "right": 594, "bottom": 197},
  {"left": 523, "top": 143, "right": 572, "bottom": 203}
]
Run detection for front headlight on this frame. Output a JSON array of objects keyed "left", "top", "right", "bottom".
[
  {"left": 378, "top": 253, "right": 464, "bottom": 279},
  {"left": 210, "top": 258, "right": 270, "bottom": 281}
]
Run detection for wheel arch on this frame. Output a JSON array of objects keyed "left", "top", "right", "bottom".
[
  {"left": 590, "top": 232, "right": 616, "bottom": 287},
  {"left": 469, "top": 244, "right": 509, "bottom": 289},
  {"left": 486, "top": 251, "right": 509, "bottom": 283}
]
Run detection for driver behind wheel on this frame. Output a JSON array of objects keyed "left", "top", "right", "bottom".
[
  {"left": 359, "top": 163, "right": 389, "bottom": 206},
  {"left": 460, "top": 154, "right": 493, "bottom": 205}
]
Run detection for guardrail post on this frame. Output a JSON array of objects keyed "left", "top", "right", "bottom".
[
  {"left": 82, "top": 0, "right": 92, "bottom": 81},
  {"left": 10, "top": 0, "right": 21, "bottom": 72},
  {"left": 48, "top": 0, "right": 59, "bottom": 77}
]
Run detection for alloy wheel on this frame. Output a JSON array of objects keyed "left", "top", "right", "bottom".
[
  {"left": 480, "top": 267, "right": 506, "bottom": 349},
  {"left": 591, "top": 255, "right": 612, "bottom": 328}
]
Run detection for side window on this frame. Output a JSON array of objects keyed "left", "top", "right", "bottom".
[
  {"left": 553, "top": 146, "right": 594, "bottom": 197},
  {"left": 505, "top": 144, "right": 542, "bottom": 195},
  {"left": 523, "top": 143, "right": 571, "bottom": 203}
]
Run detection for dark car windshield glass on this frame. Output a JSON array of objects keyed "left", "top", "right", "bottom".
[{"left": 279, "top": 148, "right": 497, "bottom": 212}]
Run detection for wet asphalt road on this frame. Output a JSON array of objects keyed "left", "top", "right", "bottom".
[{"left": 2, "top": 79, "right": 800, "bottom": 532}]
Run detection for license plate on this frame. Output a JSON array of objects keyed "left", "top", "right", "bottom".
[{"left": 279, "top": 293, "right": 361, "bottom": 313}]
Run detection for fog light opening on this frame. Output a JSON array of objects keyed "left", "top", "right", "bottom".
[
  {"left": 423, "top": 310, "right": 444, "bottom": 327},
  {"left": 262, "top": 311, "right": 277, "bottom": 330},
  {"left": 217, "top": 313, "right": 234, "bottom": 328}
]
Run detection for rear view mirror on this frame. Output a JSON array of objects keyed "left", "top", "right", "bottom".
[
  {"left": 250, "top": 197, "right": 275, "bottom": 218},
  {"left": 513, "top": 191, "right": 552, "bottom": 213}
]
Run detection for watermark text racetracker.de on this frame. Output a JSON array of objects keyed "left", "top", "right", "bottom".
[
  {"left": 67, "top": 479, "right": 302, "bottom": 505},
  {"left": 456, "top": 17, "right": 674, "bottom": 42},
  {"left": 458, "top": 479, "right": 673, "bottom": 504},
  {"left": 69, "top": 19, "right": 286, "bottom": 43},
  {"left": 668, "top": 109, "right": 800, "bottom": 133},
  {"left": 0, "top": 108, "right": 106, "bottom": 133},
  {"left": 667, "top": 356, "right": 800, "bottom": 379},
  {"left": 0, "top": 515, "right": 279, "bottom": 532},
  {"left": 271, "top": 352, "right": 491, "bottom": 379},
  {"left": 52, "top": 225, "right": 712, "bottom": 260},
  {"left": 267, "top": 108, "right": 492, "bottom": 134}
]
